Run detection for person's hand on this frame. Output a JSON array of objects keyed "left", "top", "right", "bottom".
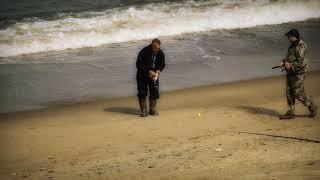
[
  {"left": 280, "top": 62, "right": 286, "bottom": 71},
  {"left": 155, "top": 70, "right": 160, "bottom": 77},
  {"left": 149, "top": 71, "right": 157, "bottom": 78},
  {"left": 284, "top": 62, "right": 292, "bottom": 70}
]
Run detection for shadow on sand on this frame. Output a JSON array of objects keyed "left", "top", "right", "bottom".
[
  {"left": 236, "top": 106, "right": 309, "bottom": 118},
  {"left": 236, "top": 106, "right": 282, "bottom": 117},
  {"left": 104, "top": 107, "right": 138, "bottom": 115}
]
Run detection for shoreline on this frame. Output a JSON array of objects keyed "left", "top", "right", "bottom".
[
  {"left": 1, "top": 18, "right": 320, "bottom": 114},
  {"left": 1, "top": 71, "right": 319, "bottom": 118}
]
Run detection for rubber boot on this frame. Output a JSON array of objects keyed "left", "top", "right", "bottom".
[
  {"left": 149, "top": 98, "right": 158, "bottom": 116},
  {"left": 279, "top": 109, "right": 295, "bottom": 120},
  {"left": 308, "top": 105, "right": 318, "bottom": 118},
  {"left": 139, "top": 98, "right": 148, "bottom": 117}
]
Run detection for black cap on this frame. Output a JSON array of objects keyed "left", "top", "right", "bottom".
[{"left": 285, "top": 29, "right": 300, "bottom": 39}]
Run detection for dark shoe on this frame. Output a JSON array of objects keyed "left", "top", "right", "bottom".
[
  {"left": 139, "top": 98, "right": 148, "bottom": 117},
  {"left": 279, "top": 110, "right": 295, "bottom": 120},
  {"left": 308, "top": 105, "right": 317, "bottom": 118},
  {"left": 149, "top": 98, "right": 159, "bottom": 116}
]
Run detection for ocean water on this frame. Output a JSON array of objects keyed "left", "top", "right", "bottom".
[
  {"left": 0, "top": 0, "right": 320, "bottom": 113},
  {"left": 1, "top": 0, "right": 320, "bottom": 57}
]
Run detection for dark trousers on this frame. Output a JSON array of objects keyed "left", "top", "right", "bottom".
[{"left": 137, "top": 73, "right": 159, "bottom": 99}]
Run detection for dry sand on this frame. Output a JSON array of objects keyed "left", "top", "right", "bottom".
[{"left": 0, "top": 72, "right": 320, "bottom": 180}]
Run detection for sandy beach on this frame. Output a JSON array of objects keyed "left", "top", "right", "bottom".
[
  {"left": 1, "top": 0, "right": 320, "bottom": 179},
  {"left": 0, "top": 72, "right": 319, "bottom": 180}
]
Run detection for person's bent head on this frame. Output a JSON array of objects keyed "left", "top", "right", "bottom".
[
  {"left": 285, "top": 29, "right": 300, "bottom": 43},
  {"left": 151, "top": 39, "right": 161, "bottom": 53}
]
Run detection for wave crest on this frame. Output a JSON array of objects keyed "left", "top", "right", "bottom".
[{"left": 1, "top": 0, "right": 320, "bottom": 57}]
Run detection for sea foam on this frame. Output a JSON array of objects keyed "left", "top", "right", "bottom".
[{"left": 0, "top": 0, "right": 320, "bottom": 57}]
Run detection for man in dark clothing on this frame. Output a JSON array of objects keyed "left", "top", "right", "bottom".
[
  {"left": 136, "top": 39, "right": 165, "bottom": 117},
  {"left": 279, "top": 29, "right": 317, "bottom": 119}
]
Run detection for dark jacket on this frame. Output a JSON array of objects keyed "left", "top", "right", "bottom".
[{"left": 136, "top": 44, "right": 165, "bottom": 76}]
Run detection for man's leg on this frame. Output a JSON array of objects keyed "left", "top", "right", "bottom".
[
  {"left": 149, "top": 79, "right": 159, "bottom": 116},
  {"left": 294, "top": 74, "right": 317, "bottom": 118},
  {"left": 287, "top": 76, "right": 296, "bottom": 112},
  {"left": 137, "top": 77, "right": 148, "bottom": 117},
  {"left": 280, "top": 75, "right": 296, "bottom": 119}
]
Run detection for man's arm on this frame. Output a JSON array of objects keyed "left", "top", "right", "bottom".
[
  {"left": 136, "top": 49, "right": 149, "bottom": 74},
  {"left": 291, "top": 45, "right": 307, "bottom": 73}
]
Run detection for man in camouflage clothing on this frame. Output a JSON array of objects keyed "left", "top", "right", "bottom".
[{"left": 280, "top": 29, "right": 317, "bottom": 119}]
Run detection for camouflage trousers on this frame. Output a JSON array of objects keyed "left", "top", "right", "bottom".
[{"left": 286, "top": 74, "right": 314, "bottom": 111}]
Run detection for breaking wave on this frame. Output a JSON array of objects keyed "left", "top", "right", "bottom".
[{"left": 1, "top": 0, "right": 320, "bottom": 57}]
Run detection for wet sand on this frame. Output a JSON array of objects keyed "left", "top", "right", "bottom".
[
  {"left": 2, "top": 19, "right": 320, "bottom": 114},
  {"left": 0, "top": 72, "right": 320, "bottom": 179}
]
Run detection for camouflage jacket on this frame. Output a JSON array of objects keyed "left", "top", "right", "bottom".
[{"left": 283, "top": 40, "right": 309, "bottom": 75}]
